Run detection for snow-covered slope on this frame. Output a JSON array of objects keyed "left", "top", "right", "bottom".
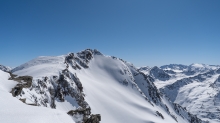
[
  {"left": 7, "top": 49, "right": 203, "bottom": 123},
  {"left": 0, "top": 70, "right": 75, "bottom": 123}
]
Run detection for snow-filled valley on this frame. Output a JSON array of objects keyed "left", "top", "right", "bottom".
[{"left": 0, "top": 49, "right": 214, "bottom": 123}]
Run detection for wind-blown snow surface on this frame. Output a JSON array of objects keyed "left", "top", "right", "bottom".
[
  {"left": 10, "top": 51, "right": 200, "bottom": 123},
  {"left": 0, "top": 70, "right": 75, "bottom": 123}
]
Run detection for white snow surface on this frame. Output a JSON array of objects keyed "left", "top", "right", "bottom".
[
  {"left": 71, "top": 55, "right": 178, "bottom": 123},
  {"left": 12, "top": 56, "right": 66, "bottom": 77},
  {"left": 0, "top": 70, "right": 75, "bottom": 123}
]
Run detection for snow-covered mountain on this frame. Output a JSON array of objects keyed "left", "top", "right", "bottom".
[
  {"left": 160, "top": 63, "right": 219, "bottom": 76},
  {"left": 0, "top": 64, "right": 11, "bottom": 72},
  {"left": 138, "top": 66, "right": 150, "bottom": 74},
  {"left": 183, "top": 64, "right": 218, "bottom": 75},
  {"left": 149, "top": 66, "right": 171, "bottom": 81},
  {"left": 160, "top": 64, "right": 188, "bottom": 72},
  {"left": 0, "top": 49, "right": 203, "bottom": 123},
  {"left": 140, "top": 64, "right": 220, "bottom": 123},
  {"left": 138, "top": 66, "right": 171, "bottom": 81}
]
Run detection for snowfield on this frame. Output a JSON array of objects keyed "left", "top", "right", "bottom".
[{"left": 71, "top": 55, "right": 184, "bottom": 123}]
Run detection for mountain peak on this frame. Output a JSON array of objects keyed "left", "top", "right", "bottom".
[
  {"left": 189, "top": 63, "right": 206, "bottom": 67},
  {"left": 1, "top": 50, "right": 204, "bottom": 123},
  {"left": 0, "top": 64, "right": 11, "bottom": 72}
]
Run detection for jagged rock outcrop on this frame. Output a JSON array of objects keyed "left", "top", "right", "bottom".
[
  {"left": 67, "top": 107, "right": 101, "bottom": 123},
  {"left": 84, "top": 114, "right": 101, "bottom": 123},
  {"left": 9, "top": 73, "right": 32, "bottom": 97}
]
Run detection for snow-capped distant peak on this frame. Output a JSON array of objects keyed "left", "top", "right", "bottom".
[
  {"left": 160, "top": 64, "right": 188, "bottom": 71},
  {"left": 147, "top": 66, "right": 171, "bottom": 81},
  {"left": 189, "top": 63, "right": 205, "bottom": 68},
  {"left": 137, "top": 66, "right": 151, "bottom": 75},
  {"left": 0, "top": 65, "right": 11, "bottom": 72},
  {"left": 138, "top": 66, "right": 150, "bottom": 71}
]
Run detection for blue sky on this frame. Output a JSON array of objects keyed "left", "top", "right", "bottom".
[{"left": 0, "top": 0, "right": 220, "bottom": 67}]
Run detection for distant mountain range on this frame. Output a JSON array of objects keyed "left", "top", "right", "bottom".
[{"left": 140, "top": 63, "right": 220, "bottom": 123}]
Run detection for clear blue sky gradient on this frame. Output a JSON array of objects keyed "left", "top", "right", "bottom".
[{"left": 0, "top": 0, "right": 220, "bottom": 67}]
